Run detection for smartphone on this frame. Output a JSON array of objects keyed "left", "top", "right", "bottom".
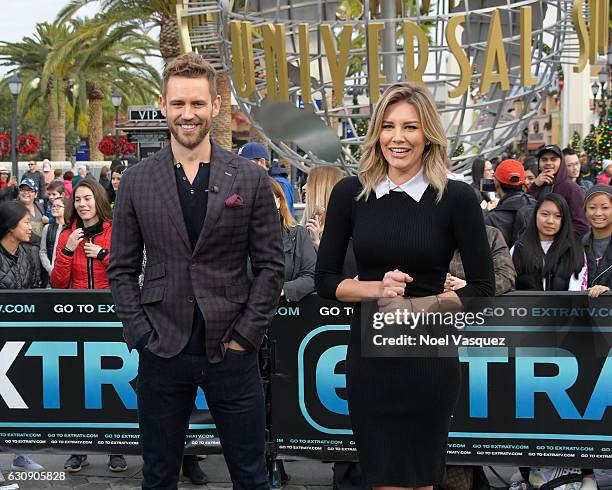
[{"left": 480, "top": 179, "right": 496, "bottom": 192}]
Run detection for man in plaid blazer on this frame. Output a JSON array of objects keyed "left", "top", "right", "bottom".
[{"left": 107, "top": 53, "right": 283, "bottom": 489}]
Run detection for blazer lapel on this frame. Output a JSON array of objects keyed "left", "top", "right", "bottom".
[
  {"left": 192, "top": 142, "right": 238, "bottom": 255},
  {"left": 155, "top": 145, "right": 191, "bottom": 251}
]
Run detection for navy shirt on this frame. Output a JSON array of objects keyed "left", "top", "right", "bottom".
[{"left": 174, "top": 161, "right": 210, "bottom": 354}]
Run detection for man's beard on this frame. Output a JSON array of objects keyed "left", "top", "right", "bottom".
[{"left": 168, "top": 117, "right": 211, "bottom": 150}]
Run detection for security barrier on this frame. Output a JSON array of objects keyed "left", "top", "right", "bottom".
[{"left": 0, "top": 291, "right": 610, "bottom": 469}]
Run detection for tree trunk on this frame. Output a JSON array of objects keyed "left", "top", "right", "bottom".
[
  {"left": 211, "top": 72, "right": 232, "bottom": 150},
  {"left": 160, "top": 13, "right": 181, "bottom": 63},
  {"left": 48, "top": 78, "right": 66, "bottom": 161},
  {"left": 87, "top": 84, "right": 104, "bottom": 161}
]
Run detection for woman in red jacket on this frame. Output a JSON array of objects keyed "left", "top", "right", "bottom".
[
  {"left": 50, "top": 178, "right": 126, "bottom": 472},
  {"left": 50, "top": 179, "right": 112, "bottom": 289}
]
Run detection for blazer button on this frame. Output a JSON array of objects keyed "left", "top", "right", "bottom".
[{"left": 187, "top": 296, "right": 195, "bottom": 303}]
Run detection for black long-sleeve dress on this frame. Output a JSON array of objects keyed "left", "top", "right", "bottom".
[{"left": 315, "top": 176, "right": 494, "bottom": 487}]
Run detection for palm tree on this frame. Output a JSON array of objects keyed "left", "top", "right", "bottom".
[
  {"left": 0, "top": 22, "right": 73, "bottom": 161},
  {"left": 58, "top": 0, "right": 182, "bottom": 62},
  {"left": 46, "top": 17, "right": 160, "bottom": 160}
]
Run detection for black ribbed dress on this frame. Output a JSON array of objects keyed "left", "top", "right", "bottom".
[{"left": 315, "top": 176, "right": 494, "bottom": 487}]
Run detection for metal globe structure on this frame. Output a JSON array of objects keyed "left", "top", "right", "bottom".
[{"left": 178, "top": 0, "right": 581, "bottom": 174}]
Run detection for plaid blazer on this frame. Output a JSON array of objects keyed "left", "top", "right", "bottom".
[{"left": 107, "top": 142, "right": 284, "bottom": 362}]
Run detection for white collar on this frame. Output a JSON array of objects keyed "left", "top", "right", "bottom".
[{"left": 374, "top": 168, "right": 429, "bottom": 202}]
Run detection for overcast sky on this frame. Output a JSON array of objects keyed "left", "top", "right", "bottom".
[{"left": 0, "top": 0, "right": 162, "bottom": 76}]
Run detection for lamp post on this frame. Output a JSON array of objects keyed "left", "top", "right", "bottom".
[
  {"left": 111, "top": 90, "right": 122, "bottom": 158},
  {"left": 591, "top": 82, "right": 600, "bottom": 113},
  {"left": 8, "top": 74, "right": 23, "bottom": 179},
  {"left": 598, "top": 67, "right": 608, "bottom": 120}
]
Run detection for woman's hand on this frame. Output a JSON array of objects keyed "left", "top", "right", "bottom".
[
  {"left": 83, "top": 242, "right": 102, "bottom": 258},
  {"left": 588, "top": 285, "right": 609, "bottom": 298},
  {"left": 65, "top": 228, "right": 84, "bottom": 252},
  {"left": 379, "top": 269, "right": 412, "bottom": 298},
  {"left": 305, "top": 215, "right": 322, "bottom": 249},
  {"left": 444, "top": 273, "right": 466, "bottom": 292}
]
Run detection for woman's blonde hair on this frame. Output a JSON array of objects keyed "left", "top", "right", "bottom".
[
  {"left": 357, "top": 82, "right": 448, "bottom": 202},
  {"left": 301, "top": 165, "right": 344, "bottom": 238},
  {"left": 269, "top": 178, "right": 296, "bottom": 231}
]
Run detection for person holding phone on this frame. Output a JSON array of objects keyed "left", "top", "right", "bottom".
[
  {"left": 470, "top": 158, "right": 495, "bottom": 209},
  {"left": 301, "top": 165, "right": 343, "bottom": 250}
]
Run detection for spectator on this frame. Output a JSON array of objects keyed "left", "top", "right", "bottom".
[
  {"left": 563, "top": 147, "right": 593, "bottom": 192},
  {"left": 484, "top": 159, "right": 536, "bottom": 249},
  {"left": 0, "top": 169, "right": 18, "bottom": 203},
  {"left": 238, "top": 141, "right": 269, "bottom": 170},
  {"left": 53, "top": 168, "right": 63, "bottom": 181},
  {"left": 107, "top": 164, "right": 127, "bottom": 207},
  {"left": 99, "top": 166, "right": 111, "bottom": 190},
  {"left": 239, "top": 142, "right": 295, "bottom": 215},
  {"left": 43, "top": 181, "right": 66, "bottom": 224},
  {"left": 72, "top": 165, "right": 87, "bottom": 186},
  {"left": 470, "top": 158, "right": 495, "bottom": 207},
  {"left": 50, "top": 179, "right": 112, "bottom": 289},
  {"left": 523, "top": 158, "right": 538, "bottom": 189},
  {"left": 512, "top": 193, "right": 587, "bottom": 291},
  {"left": 49, "top": 179, "right": 125, "bottom": 472},
  {"left": 40, "top": 197, "right": 68, "bottom": 283},
  {"left": 269, "top": 160, "right": 295, "bottom": 216},
  {"left": 0, "top": 200, "right": 45, "bottom": 472},
  {"left": 1, "top": 167, "right": 10, "bottom": 190},
  {"left": 301, "top": 165, "right": 344, "bottom": 250},
  {"left": 446, "top": 225, "right": 516, "bottom": 295},
  {"left": 582, "top": 185, "right": 612, "bottom": 298},
  {"left": 528, "top": 144, "right": 588, "bottom": 236},
  {"left": 63, "top": 171, "right": 74, "bottom": 198},
  {"left": 270, "top": 178, "right": 315, "bottom": 301},
  {"left": 18, "top": 178, "right": 47, "bottom": 287},
  {"left": 596, "top": 160, "right": 612, "bottom": 185},
  {"left": 21, "top": 160, "right": 45, "bottom": 197},
  {"left": 42, "top": 159, "right": 54, "bottom": 190}
]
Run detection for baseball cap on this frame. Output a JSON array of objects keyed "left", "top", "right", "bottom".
[
  {"left": 238, "top": 142, "right": 270, "bottom": 161},
  {"left": 0, "top": 167, "right": 9, "bottom": 174},
  {"left": 536, "top": 144, "right": 563, "bottom": 160},
  {"left": 19, "top": 178, "right": 38, "bottom": 192},
  {"left": 602, "top": 160, "right": 612, "bottom": 172},
  {"left": 42, "top": 160, "right": 52, "bottom": 172},
  {"left": 494, "top": 159, "right": 524, "bottom": 186},
  {"left": 584, "top": 184, "right": 612, "bottom": 205}
]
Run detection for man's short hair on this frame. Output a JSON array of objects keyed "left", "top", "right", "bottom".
[
  {"left": 162, "top": 53, "right": 217, "bottom": 99},
  {"left": 562, "top": 147, "right": 577, "bottom": 157}
]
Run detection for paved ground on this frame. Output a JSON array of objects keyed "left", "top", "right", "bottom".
[
  {"left": 1, "top": 454, "right": 335, "bottom": 489},
  {"left": 0, "top": 454, "right": 522, "bottom": 490}
]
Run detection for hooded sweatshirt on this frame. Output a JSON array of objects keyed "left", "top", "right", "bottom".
[
  {"left": 269, "top": 164, "right": 295, "bottom": 216},
  {"left": 528, "top": 156, "right": 589, "bottom": 236}
]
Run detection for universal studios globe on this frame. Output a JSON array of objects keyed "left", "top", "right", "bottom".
[{"left": 177, "top": 0, "right": 600, "bottom": 174}]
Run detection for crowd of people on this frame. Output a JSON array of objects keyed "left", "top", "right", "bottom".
[{"left": 2, "top": 104, "right": 612, "bottom": 488}]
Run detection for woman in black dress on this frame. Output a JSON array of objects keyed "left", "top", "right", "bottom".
[{"left": 315, "top": 82, "right": 494, "bottom": 489}]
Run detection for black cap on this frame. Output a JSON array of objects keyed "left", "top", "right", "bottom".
[
  {"left": 584, "top": 184, "right": 612, "bottom": 205},
  {"left": 536, "top": 144, "right": 562, "bottom": 160}
]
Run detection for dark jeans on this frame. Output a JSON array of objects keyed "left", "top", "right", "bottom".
[{"left": 137, "top": 348, "right": 269, "bottom": 490}]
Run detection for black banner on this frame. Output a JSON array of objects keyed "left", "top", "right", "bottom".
[
  {"left": 1, "top": 291, "right": 611, "bottom": 468},
  {"left": 0, "top": 291, "right": 219, "bottom": 454},
  {"left": 269, "top": 294, "right": 612, "bottom": 468}
]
